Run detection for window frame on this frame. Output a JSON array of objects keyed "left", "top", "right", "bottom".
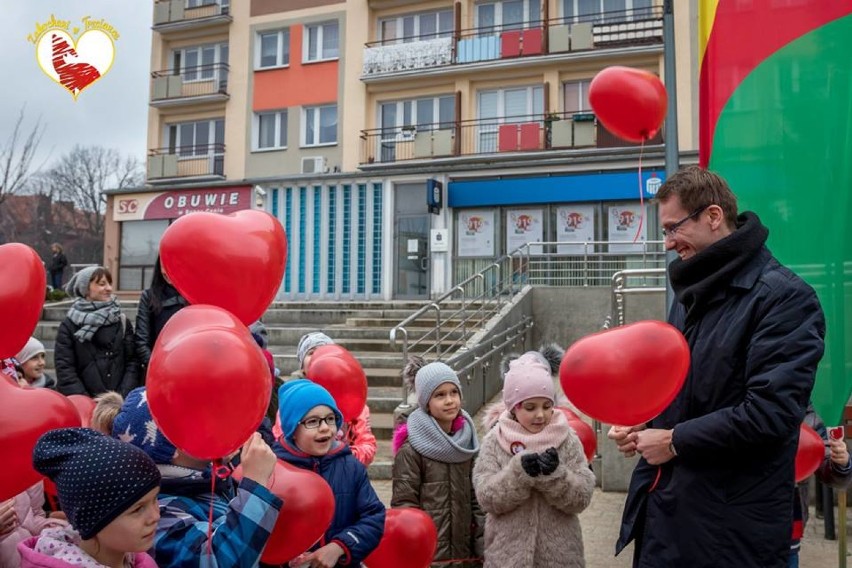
[
  {"left": 563, "top": 79, "right": 593, "bottom": 114},
  {"left": 302, "top": 104, "right": 338, "bottom": 147},
  {"left": 254, "top": 110, "right": 288, "bottom": 151},
  {"left": 377, "top": 9, "right": 454, "bottom": 44},
  {"left": 255, "top": 28, "right": 290, "bottom": 70},
  {"left": 165, "top": 118, "right": 225, "bottom": 158},
  {"left": 173, "top": 43, "right": 227, "bottom": 83},
  {"left": 303, "top": 21, "right": 340, "bottom": 63},
  {"left": 475, "top": 0, "right": 542, "bottom": 31}
]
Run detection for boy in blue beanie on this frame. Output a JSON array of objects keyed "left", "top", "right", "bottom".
[
  {"left": 112, "top": 387, "right": 282, "bottom": 568},
  {"left": 273, "top": 379, "right": 385, "bottom": 566}
]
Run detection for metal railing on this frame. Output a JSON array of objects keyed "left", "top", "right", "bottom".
[
  {"left": 151, "top": 63, "right": 229, "bottom": 101},
  {"left": 362, "top": 7, "right": 662, "bottom": 77},
  {"left": 153, "top": 0, "right": 231, "bottom": 27},
  {"left": 147, "top": 144, "right": 225, "bottom": 180},
  {"left": 390, "top": 240, "right": 666, "bottom": 404}
]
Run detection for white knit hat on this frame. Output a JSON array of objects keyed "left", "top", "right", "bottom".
[
  {"left": 15, "top": 337, "right": 45, "bottom": 364},
  {"left": 297, "top": 332, "right": 334, "bottom": 368}
]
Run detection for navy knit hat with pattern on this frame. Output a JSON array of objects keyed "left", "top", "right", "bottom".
[
  {"left": 33, "top": 428, "right": 161, "bottom": 539},
  {"left": 111, "top": 387, "right": 178, "bottom": 464}
]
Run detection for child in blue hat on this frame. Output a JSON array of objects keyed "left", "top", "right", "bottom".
[{"left": 273, "top": 379, "right": 385, "bottom": 566}]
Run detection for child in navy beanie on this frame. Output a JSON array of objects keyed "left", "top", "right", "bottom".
[
  {"left": 272, "top": 380, "right": 385, "bottom": 566},
  {"left": 16, "top": 428, "right": 160, "bottom": 568},
  {"left": 111, "top": 387, "right": 283, "bottom": 568}
]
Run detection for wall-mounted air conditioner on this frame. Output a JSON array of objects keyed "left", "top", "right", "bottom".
[{"left": 301, "top": 156, "right": 327, "bottom": 174}]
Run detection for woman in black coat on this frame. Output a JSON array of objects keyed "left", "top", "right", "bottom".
[
  {"left": 134, "top": 256, "right": 187, "bottom": 377},
  {"left": 48, "top": 243, "right": 68, "bottom": 290},
  {"left": 54, "top": 265, "right": 139, "bottom": 397}
]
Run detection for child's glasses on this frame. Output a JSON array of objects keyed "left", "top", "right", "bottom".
[{"left": 299, "top": 415, "right": 337, "bottom": 429}]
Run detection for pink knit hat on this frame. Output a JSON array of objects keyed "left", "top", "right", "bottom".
[{"left": 502, "top": 353, "right": 555, "bottom": 409}]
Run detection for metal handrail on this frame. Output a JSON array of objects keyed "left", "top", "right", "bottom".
[{"left": 610, "top": 268, "right": 667, "bottom": 326}]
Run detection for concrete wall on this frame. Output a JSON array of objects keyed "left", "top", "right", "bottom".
[{"left": 530, "top": 286, "right": 667, "bottom": 490}]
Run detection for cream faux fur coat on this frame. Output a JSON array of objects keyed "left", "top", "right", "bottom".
[{"left": 473, "top": 425, "right": 595, "bottom": 568}]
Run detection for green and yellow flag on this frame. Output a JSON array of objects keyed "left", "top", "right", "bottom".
[{"left": 699, "top": 1, "right": 852, "bottom": 424}]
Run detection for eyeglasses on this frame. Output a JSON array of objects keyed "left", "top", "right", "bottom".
[
  {"left": 299, "top": 415, "right": 337, "bottom": 429},
  {"left": 661, "top": 205, "right": 710, "bottom": 238}
]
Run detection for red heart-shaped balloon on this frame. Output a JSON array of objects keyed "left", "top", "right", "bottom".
[
  {"left": 0, "top": 244, "right": 46, "bottom": 358},
  {"left": 147, "top": 305, "right": 272, "bottom": 460},
  {"left": 159, "top": 210, "right": 287, "bottom": 325},
  {"left": 559, "top": 321, "right": 690, "bottom": 426},
  {"left": 589, "top": 66, "right": 668, "bottom": 143},
  {"left": 0, "top": 380, "right": 81, "bottom": 500},
  {"left": 67, "top": 395, "right": 96, "bottom": 428},
  {"left": 365, "top": 508, "right": 437, "bottom": 568},
  {"left": 795, "top": 423, "right": 825, "bottom": 483},
  {"left": 233, "top": 460, "right": 335, "bottom": 564},
  {"left": 306, "top": 345, "right": 368, "bottom": 422},
  {"left": 558, "top": 408, "right": 597, "bottom": 463}
]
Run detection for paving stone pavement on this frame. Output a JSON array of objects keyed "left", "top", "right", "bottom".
[{"left": 372, "top": 477, "right": 847, "bottom": 567}]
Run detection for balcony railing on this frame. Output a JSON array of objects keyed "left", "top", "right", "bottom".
[
  {"left": 359, "top": 111, "right": 661, "bottom": 165},
  {"left": 147, "top": 144, "right": 225, "bottom": 181},
  {"left": 153, "top": 0, "right": 231, "bottom": 29},
  {"left": 362, "top": 6, "right": 662, "bottom": 76},
  {"left": 150, "top": 63, "right": 229, "bottom": 105}
]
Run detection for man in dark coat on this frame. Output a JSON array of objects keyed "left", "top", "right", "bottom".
[{"left": 609, "top": 166, "right": 826, "bottom": 568}]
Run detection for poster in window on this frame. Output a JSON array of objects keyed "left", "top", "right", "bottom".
[
  {"left": 608, "top": 204, "right": 648, "bottom": 253},
  {"left": 556, "top": 205, "right": 595, "bottom": 254},
  {"left": 457, "top": 210, "right": 494, "bottom": 257},
  {"left": 506, "top": 208, "right": 544, "bottom": 254}
]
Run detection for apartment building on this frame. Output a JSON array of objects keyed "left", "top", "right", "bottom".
[{"left": 103, "top": 0, "right": 698, "bottom": 299}]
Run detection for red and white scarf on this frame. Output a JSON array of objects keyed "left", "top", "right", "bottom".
[{"left": 495, "top": 407, "right": 572, "bottom": 456}]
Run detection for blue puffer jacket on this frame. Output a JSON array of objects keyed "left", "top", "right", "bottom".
[{"left": 272, "top": 439, "right": 385, "bottom": 565}]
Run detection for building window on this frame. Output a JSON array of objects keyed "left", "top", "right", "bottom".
[
  {"left": 304, "top": 22, "right": 339, "bottom": 62},
  {"left": 477, "top": 86, "right": 544, "bottom": 151},
  {"left": 380, "top": 95, "right": 455, "bottom": 132},
  {"left": 563, "top": 80, "right": 592, "bottom": 114},
  {"left": 284, "top": 188, "right": 292, "bottom": 294},
  {"left": 562, "top": 0, "right": 653, "bottom": 22},
  {"left": 167, "top": 119, "right": 224, "bottom": 158},
  {"left": 255, "top": 110, "right": 287, "bottom": 150},
  {"left": 378, "top": 9, "right": 453, "bottom": 43},
  {"left": 371, "top": 183, "right": 383, "bottom": 295},
  {"left": 303, "top": 105, "right": 337, "bottom": 146},
  {"left": 119, "top": 220, "right": 169, "bottom": 290},
  {"left": 476, "top": 0, "right": 542, "bottom": 31},
  {"left": 327, "top": 186, "right": 337, "bottom": 294},
  {"left": 173, "top": 43, "right": 227, "bottom": 81},
  {"left": 256, "top": 29, "right": 289, "bottom": 69}
]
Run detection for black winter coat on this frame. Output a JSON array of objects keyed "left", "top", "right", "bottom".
[
  {"left": 48, "top": 252, "right": 68, "bottom": 274},
  {"left": 134, "top": 286, "right": 187, "bottom": 369},
  {"left": 55, "top": 316, "right": 139, "bottom": 397},
  {"left": 617, "top": 247, "right": 826, "bottom": 568}
]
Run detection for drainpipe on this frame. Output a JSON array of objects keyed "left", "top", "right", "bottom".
[{"left": 663, "top": 0, "right": 680, "bottom": 316}]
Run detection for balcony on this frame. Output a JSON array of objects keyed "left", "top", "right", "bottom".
[
  {"left": 153, "top": 0, "right": 232, "bottom": 34},
  {"left": 358, "top": 112, "right": 663, "bottom": 166},
  {"left": 150, "top": 64, "right": 229, "bottom": 107},
  {"left": 361, "top": 6, "right": 663, "bottom": 79},
  {"left": 147, "top": 144, "right": 225, "bottom": 182}
]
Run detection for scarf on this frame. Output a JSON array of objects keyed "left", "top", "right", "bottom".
[
  {"left": 67, "top": 298, "right": 123, "bottom": 343},
  {"left": 668, "top": 211, "right": 768, "bottom": 320},
  {"left": 406, "top": 408, "right": 480, "bottom": 464},
  {"left": 495, "top": 408, "right": 572, "bottom": 456}
]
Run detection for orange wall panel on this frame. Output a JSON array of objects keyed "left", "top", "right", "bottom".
[{"left": 253, "top": 24, "right": 338, "bottom": 111}]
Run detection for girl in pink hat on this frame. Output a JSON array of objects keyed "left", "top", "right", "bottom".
[{"left": 472, "top": 353, "right": 595, "bottom": 568}]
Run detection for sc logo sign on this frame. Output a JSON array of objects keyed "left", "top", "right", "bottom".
[{"left": 118, "top": 199, "right": 139, "bottom": 214}]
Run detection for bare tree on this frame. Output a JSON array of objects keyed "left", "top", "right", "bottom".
[
  {"left": 0, "top": 108, "right": 44, "bottom": 205},
  {"left": 42, "top": 145, "right": 143, "bottom": 237}
]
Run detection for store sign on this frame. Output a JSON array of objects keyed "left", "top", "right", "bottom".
[
  {"left": 113, "top": 186, "right": 252, "bottom": 221},
  {"left": 507, "top": 208, "right": 543, "bottom": 254},
  {"left": 608, "top": 204, "right": 648, "bottom": 253},
  {"left": 556, "top": 205, "right": 595, "bottom": 253},
  {"left": 457, "top": 210, "right": 494, "bottom": 257}
]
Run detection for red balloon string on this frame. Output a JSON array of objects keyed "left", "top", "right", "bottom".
[
  {"left": 205, "top": 458, "right": 231, "bottom": 557},
  {"left": 633, "top": 139, "right": 646, "bottom": 244}
]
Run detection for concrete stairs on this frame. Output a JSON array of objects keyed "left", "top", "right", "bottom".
[{"left": 34, "top": 300, "right": 487, "bottom": 480}]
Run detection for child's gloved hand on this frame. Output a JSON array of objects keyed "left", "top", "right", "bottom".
[
  {"left": 521, "top": 453, "right": 541, "bottom": 477},
  {"left": 538, "top": 447, "right": 560, "bottom": 475}
]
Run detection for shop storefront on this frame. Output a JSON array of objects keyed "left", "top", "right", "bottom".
[{"left": 104, "top": 185, "right": 253, "bottom": 291}]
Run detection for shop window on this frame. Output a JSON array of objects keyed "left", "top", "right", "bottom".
[{"left": 119, "top": 220, "right": 169, "bottom": 290}]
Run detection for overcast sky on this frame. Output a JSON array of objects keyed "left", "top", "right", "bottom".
[{"left": 2, "top": 2, "right": 152, "bottom": 170}]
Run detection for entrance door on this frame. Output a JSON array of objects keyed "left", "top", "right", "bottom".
[{"left": 394, "top": 215, "right": 431, "bottom": 299}]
